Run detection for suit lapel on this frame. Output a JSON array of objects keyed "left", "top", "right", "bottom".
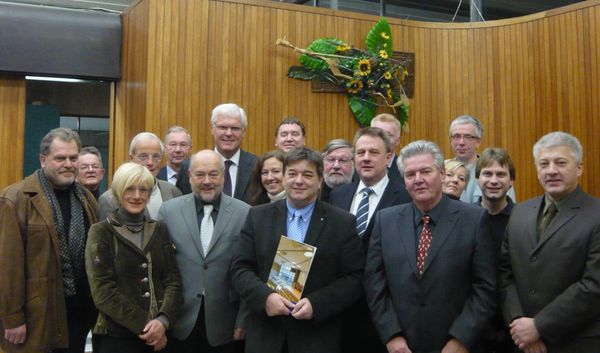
[
  {"left": 422, "top": 199, "right": 458, "bottom": 275},
  {"left": 303, "top": 201, "right": 326, "bottom": 246},
  {"left": 396, "top": 206, "right": 417, "bottom": 274},
  {"left": 342, "top": 181, "right": 360, "bottom": 211},
  {"left": 533, "top": 191, "right": 582, "bottom": 253},
  {"left": 206, "top": 195, "right": 231, "bottom": 257},
  {"left": 180, "top": 195, "right": 205, "bottom": 258},
  {"left": 29, "top": 188, "right": 61, "bottom": 260},
  {"left": 234, "top": 151, "right": 252, "bottom": 199}
]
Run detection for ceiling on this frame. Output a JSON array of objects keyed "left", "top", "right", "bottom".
[{"left": 0, "top": 0, "right": 585, "bottom": 20}]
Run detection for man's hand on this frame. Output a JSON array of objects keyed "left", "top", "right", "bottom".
[
  {"left": 386, "top": 336, "right": 412, "bottom": 353},
  {"left": 510, "top": 317, "right": 541, "bottom": 349},
  {"left": 139, "top": 319, "right": 167, "bottom": 347},
  {"left": 265, "top": 293, "right": 294, "bottom": 316},
  {"left": 4, "top": 324, "right": 26, "bottom": 345},
  {"left": 291, "top": 298, "right": 313, "bottom": 320},
  {"left": 151, "top": 334, "right": 167, "bottom": 351},
  {"left": 522, "top": 340, "right": 547, "bottom": 353},
  {"left": 441, "top": 338, "right": 468, "bottom": 353},
  {"left": 233, "top": 328, "right": 246, "bottom": 340}
]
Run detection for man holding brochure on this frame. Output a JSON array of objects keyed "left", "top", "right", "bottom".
[{"left": 232, "top": 148, "right": 364, "bottom": 353}]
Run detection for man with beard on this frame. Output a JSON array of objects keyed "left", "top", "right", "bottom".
[{"left": 320, "top": 139, "right": 354, "bottom": 202}]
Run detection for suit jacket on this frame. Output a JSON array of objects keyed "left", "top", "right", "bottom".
[
  {"left": 365, "top": 196, "right": 496, "bottom": 352},
  {"left": 0, "top": 173, "right": 97, "bottom": 353},
  {"left": 97, "top": 179, "right": 181, "bottom": 220},
  {"left": 176, "top": 150, "right": 258, "bottom": 200},
  {"left": 499, "top": 187, "right": 600, "bottom": 352},
  {"left": 157, "top": 166, "right": 169, "bottom": 182},
  {"left": 231, "top": 200, "right": 365, "bottom": 353},
  {"left": 388, "top": 154, "right": 404, "bottom": 185},
  {"left": 328, "top": 178, "right": 411, "bottom": 251},
  {"left": 157, "top": 193, "right": 250, "bottom": 345}
]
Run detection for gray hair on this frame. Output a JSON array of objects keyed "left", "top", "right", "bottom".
[
  {"left": 322, "top": 139, "right": 354, "bottom": 157},
  {"left": 211, "top": 103, "right": 248, "bottom": 129},
  {"left": 449, "top": 115, "right": 483, "bottom": 139},
  {"left": 129, "top": 132, "right": 164, "bottom": 156},
  {"left": 164, "top": 125, "right": 192, "bottom": 144},
  {"left": 399, "top": 140, "right": 445, "bottom": 174},
  {"left": 40, "top": 127, "right": 81, "bottom": 155},
  {"left": 80, "top": 146, "right": 103, "bottom": 167},
  {"left": 533, "top": 131, "right": 583, "bottom": 163}
]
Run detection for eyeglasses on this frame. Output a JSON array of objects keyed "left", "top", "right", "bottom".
[
  {"left": 135, "top": 153, "right": 162, "bottom": 162},
  {"left": 451, "top": 134, "right": 479, "bottom": 142},
  {"left": 215, "top": 125, "right": 243, "bottom": 133},
  {"left": 79, "top": 164, "right": 101, "bottom": 171},
  {"left": 167, "top": 142, "right": 191, "bottom": 150},
  {"left": 324, "top": 157, "right": 352, "bottom": 166}
]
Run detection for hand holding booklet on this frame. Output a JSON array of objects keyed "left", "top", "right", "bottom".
[{"left": 267, "top": 235, "right": 317, "bottom": 303}]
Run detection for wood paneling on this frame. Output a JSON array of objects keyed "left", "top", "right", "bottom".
[
  {"left": 0, "top": 75, "right": 26, "bottom": 190},
  {"left": 116, "top": 0, "right": 600, "bottom": 200}
]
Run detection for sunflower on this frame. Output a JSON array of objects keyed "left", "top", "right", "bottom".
[
  {"left": 347, "top": 79, "right": 364, "bottom": 94},
  {"left": 379, "top": 50, "right": 389, "bottom": 59},
  {"left": 381, "top": 32, "right": 390, "bottom": 40},
  {"left": 336, "top": 44, "right": 351, "bottom": 52},
  {"left": 386, "top": 89, "right": 393, "bottom": 98},
  {"left": 356, "top": 59, "right": 371, "bottom": 76},
  {"left": 384, "top": 71, "right": 392, "bottom": 80}
]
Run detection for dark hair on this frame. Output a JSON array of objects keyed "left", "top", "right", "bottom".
[
  {"left": 275, "top": 116, "right": 306, "bottom": 137},
  {"left": 246, "top": 150, "right": 286, "bottom": 206},
  {"left": 80, "top": 146, "right": 103, "bottom": 166},
  {"left": 40, "top": 127, "right": 81, "bottom": 155},
  {"left": 475, "top": 147, "right": 515, "bottom": 180},
  {"left": 284, "top": 148, "right": 323, "bottom": 178},
  {"left": 353, "top": 126, "right": 392, "bottom": 153}
]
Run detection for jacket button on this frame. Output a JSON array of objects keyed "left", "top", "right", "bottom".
[
  {"left": 141, "top": 263, "right": 148, "bottom": 269},
  {"left": 143, "top": 292, "right": 150, "bottom": 298},
  {"left": 529, "top": 289, "right": 535, "bottom": 295},
  {"left": 141, "top": 277, "right": 149, "bottom": 283},
  {"left": 196, "top": 293, "right": 202, "bottom": 298},
  {"left": 531, "top": 256, "right": 537, "bottom": 262},
  {"left": 203, "top": 264, "right": 208, "bottom": 270}
]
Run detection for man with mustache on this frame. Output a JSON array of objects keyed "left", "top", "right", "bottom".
[
  {"left": 0, "top": 128, "right": 98, "bottom": 353},
  {"left": 320, "top": 139, "right": 354, "bottom": 203},
  {"left": 158, "top": 126, "right": 192, "bottom": 192}
]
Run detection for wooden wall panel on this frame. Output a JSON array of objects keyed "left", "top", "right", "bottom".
[
  {"left": 0, "top": 75, "right": 25, "bottom": 190},
  {"left": 116, "top": 0, "right": 600, "bottom": 200}
]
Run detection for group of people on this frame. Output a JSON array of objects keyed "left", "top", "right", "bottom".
[{"left": 0, "top": 102, "right": 598, "bottom": 353}]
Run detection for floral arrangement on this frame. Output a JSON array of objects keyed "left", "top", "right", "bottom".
[{"left": 277, "top": 18, "right": 410, "bottom": 128}]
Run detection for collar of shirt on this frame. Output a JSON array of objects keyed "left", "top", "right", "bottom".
[
  {"left": 412, "top": 194, "right": 446, "bottom": 228},
  {"left": 355, "top": 174, "right": 389, "bottom": 198},
  {"left": 166, "top": 165, "right": 178, "bottom": 181},
  {"left": 215, "top": 148, "right": 241, "bottom": 166},
  {"left": 194, "top": 194, "right": 221, "bottom": 214},
  {"left": 477, "top": 195, "right": 515, "bottom": 216},
  {"left": 286, "top": 199, "right": 316, "bottom": 224},
  {"left": 543, "top": 186, "right": 575, "bottom": 214},
  {"left": 387, "top": 154, "right": 396, "bottom": 169}
]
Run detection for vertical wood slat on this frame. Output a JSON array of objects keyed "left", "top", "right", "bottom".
[
  {"left": 114, "top": 0, "right": 600, "bottom": 201},
  {"left": 0, "top": 75, "right": 26, "bottom": 190}
]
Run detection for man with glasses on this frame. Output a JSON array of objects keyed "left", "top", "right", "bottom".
[
  {"left": 321, "top": 139, "right": 355, "bottom": 202},
  {"left": 449, "top": 115, "right": 515, "bottom": 203},
  {"left": 76, "top": 146, "right": 105, "bottom": 200},
  {"left": 98, "top": 132, "right": 181, "bottom": 220},
  {"left": 328, "top": 127, "right": 411, "bottom": 353},
  {"left": 158, "top": 126, "right": 192, "bottom": 191}
]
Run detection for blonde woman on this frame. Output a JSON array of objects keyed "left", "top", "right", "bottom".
[{"left": 442, "top": 159, "right": 469, "bottom": 200}]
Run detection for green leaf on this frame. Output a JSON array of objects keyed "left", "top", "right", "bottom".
[
  {"left": 397, "top": 103, "right": 409, "bottom": 127},
  {"left": 366, "top": 18, "right": 392, "bottom": 57},
  {"left": 299, "top": 38, "right": 345, "bottom": 70},
  {"left": 287, "top": 66, "right": 320, "bottom": 80},
  {"left": 348, "top": 96, "right": 376, "bottom": 127}
]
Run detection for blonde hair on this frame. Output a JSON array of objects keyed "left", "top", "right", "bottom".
[
  {"left": 111, "top": 162, "right": 154, "bottom": 205},
  {"left": 444, "top": 158, "right": 469, "bottom": 185}
]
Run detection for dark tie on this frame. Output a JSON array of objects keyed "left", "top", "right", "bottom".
[
  {"left": 223, "top": 160, "right": 233, "bottom": 196},
  {"left": 416, "top": 215, "right": 432, "bottom": 277},
  {"left": 538, "top": 202, "right": 558, "bottom": 238},
  {"left": 356, "top": 187, "right": 374, "bottom": 238}
]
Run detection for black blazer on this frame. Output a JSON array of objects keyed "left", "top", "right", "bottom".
[
  {"left": 365, "top": 196, "right": 496, "bottom": 352},
  {"left": 328, "top": 178, "right": 411, "bottom": 251},
  {"left": 388, "top": 154, "right": 404, "bottom": 185},
  {"left": 176, "top": 149, "right": 258, "bottom": 199},
  {"left": 231, "top": 200, "right": 365, "bottom": 353}
]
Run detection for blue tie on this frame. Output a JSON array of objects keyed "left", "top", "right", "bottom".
[
  {"left": 356, "top": 188, "right": 374, "bottom": 238},
  {"left": 288, "top": 211, "right": 303, "bottom": 242}
]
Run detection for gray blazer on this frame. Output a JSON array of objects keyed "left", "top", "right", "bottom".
[
  {"left": 97, "top": 179, "right": 181, "bottom": 221},
  {"left": 499, "top": 187, "right": 600, "bottom": 352},
  {"left": 158, "top": 193, "right": 250, "bottom": 345}
]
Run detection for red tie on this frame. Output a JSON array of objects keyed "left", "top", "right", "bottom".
[{"left": 416, "top": 215, "right": 432, "bottom": 277}]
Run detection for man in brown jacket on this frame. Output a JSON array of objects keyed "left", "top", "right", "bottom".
[{"left": 0, "top": 128, "right": 98, "bottom": 353}]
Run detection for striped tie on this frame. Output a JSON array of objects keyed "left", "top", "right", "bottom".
[{"left": 356, "top": 188, "right": 374, "bottom": 238}]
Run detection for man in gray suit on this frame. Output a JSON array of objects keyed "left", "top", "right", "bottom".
[
  {"left": 98, "top": 132, "right": 181, "bottom": 220},
  {"left": 500, "top": 131, "right": 600, "bottom": 353},
  {"left": 158, "top": 150, "right": 250, "bottom": 353},
  {"left": 364, "top": 140, "right": 496, "bottom": 353}
]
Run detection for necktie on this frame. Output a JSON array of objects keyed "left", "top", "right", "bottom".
[
  {"left": 200, "top": 204, "right": 214, "bottom": 255},
  {"left": 416, "top": 215, "right": 432, "bottom": 277},
  {"left": 538, "top": 202, "right": 558, "bottom": 238},
  {"left": 355, "top": 188, "right": 374, "bottom": 238},
  {"left": 223, "top": 160, "right": 233, "bottom": 196},
  {"left": 288, "top": 211, "right": 303, "bottom": 242}
]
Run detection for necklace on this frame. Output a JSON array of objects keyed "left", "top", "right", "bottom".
[{"left": 123, "top": 224, "right": 144, "bottom": 233}]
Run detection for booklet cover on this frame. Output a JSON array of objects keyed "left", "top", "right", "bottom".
[{"left": 267, "top": 235, "right": 317, "bottom": 303}]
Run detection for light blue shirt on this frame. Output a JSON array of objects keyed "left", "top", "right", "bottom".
[{"left": 285, "top": 200, "right": 316, "bottom": 243}]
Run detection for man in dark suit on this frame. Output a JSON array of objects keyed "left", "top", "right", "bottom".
[
  {"left": 371, "top": 113, "right": 403, "bottom": 184},
  {"left": 365, "top": 140, "right": 496, "bottom": 353},
  {"left": 232, "top": 148, "right": 364, "bottom": 353},
  {"left": 176, "top": 104, "right": 258, "bottom": 199},
  {"left": 158, "top": 150, "right": 250, "bottom": 353},
  {"left": 500, "top": 131, "right": 600, "bottom": 353},
  {"left": 157, "top": 125, "right": 192, "bottom": 191}
]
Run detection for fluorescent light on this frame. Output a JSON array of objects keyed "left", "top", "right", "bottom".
[{"left": 26, "top": 76, "right": 87, "bottom": 83}]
